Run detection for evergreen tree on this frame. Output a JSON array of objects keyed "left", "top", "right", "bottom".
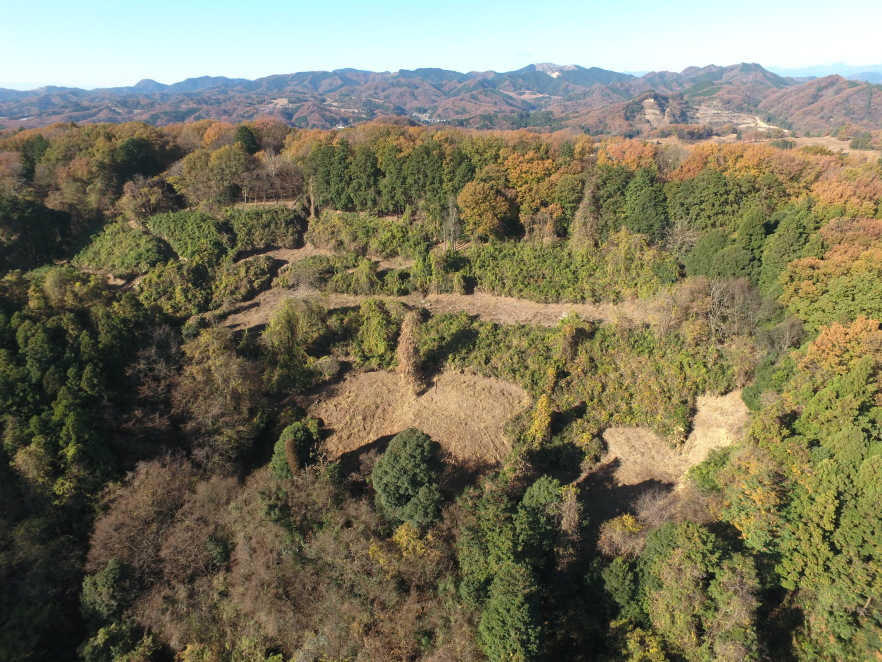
[
  {"left": 514, "top": 475, "right": 562, "bottom": 572},
  {"left": 328, "top": 139, "right": 353, "bottom": 210},
  {"left": 371, "top": 427, "right": 443, "bottom": 529},
  {"left": 233, "top": 125, "right": 260, "bottom": 155},
  {"left": 348, "top": 144, "right": 381, "bottom": 212},
  {"left": 734, "top": 202, "right": 769, "bottom": 284},
  {"left": 478, "top": 562, "right": 543, "bottom": 662},
  {"left": 758, "top": 200, "right": 817, "bottom": 298},
  {"left": 623, "top": 168, "right": 668, "bottom": 241}
]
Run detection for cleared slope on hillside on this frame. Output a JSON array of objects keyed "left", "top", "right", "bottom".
[
  {"left": 308, "top": 369, "right": 530, "bottom": 466},
  {"left": 597, "top": 389, "right": 748, "bottom": 488}
]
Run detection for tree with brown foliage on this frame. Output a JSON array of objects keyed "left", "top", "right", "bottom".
[{"left": 397, "top": 308, "right": 425, "bottom": 395}]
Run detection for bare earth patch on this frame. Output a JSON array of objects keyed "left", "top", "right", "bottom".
[
  {"left": 308, "top": 369, "right": 530, "bottom": 466},
  {"left": 597, "top": 390, "right": 748, "bottom": 488}
]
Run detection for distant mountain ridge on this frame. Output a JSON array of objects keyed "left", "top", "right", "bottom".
[
  {"left": 1, "top": 62, "right": 880, "bottom": 134},
  {"left": 769, "top": 63, "right": 882, "bottom": 81}
]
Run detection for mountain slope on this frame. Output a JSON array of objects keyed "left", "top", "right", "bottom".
[
  {"left": 1, "top": 63, "right": 880, "bottom": 134},
  {"left": 759, "top": 75, "right": 882, "bottom": 132}
]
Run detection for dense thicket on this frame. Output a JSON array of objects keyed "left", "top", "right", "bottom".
[{"left": 1, "top": 119, "right": 881, "bottom": 661}]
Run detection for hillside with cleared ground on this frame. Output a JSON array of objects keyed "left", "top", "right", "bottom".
[{"left": 309, "top": 369, "right": 530, "bottom": 466}]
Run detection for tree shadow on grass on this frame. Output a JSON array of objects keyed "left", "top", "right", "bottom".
[
  {"left": 578, "top": 458, "right": 675, "bottom": 532},
  {"left": 440, "top": 459, "right": 494, "bottom": 496}
]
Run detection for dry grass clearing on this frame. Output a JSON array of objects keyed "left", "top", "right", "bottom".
[
  {"left": 580, "top": 390, "right": 749, "bottom": 525},
  {"left": 596, "top": 390, "right": 749, "bottom": 489},
  {"left": 308, "top": 369, "right": 530, "bottom": 466}
]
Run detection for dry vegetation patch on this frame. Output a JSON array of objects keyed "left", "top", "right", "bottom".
[
  {"left": 581, "top": 390, "right": 748, "bottom": 535},
  {"left": 596, "top": 390, "right": 748, "bottom": 488},
  {"left": 308, "top": 369, "right": 530, "bottom": 466}
]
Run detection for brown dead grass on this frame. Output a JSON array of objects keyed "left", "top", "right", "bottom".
[
  {"left": 596, "top": 390, "right": 749, "bottom": 488},
  {"left": 264, "top": 244, "right": 334, "bottom": 263},
  {"left": 308, "top": 369, "right": 530, "bottom": 466},
  {"left": 582, "top": 390, "right": 748, "bottom": 528},
  {"left": 789, "top": 135, "right": 881, "bottom": 161},
  {"left": 680, "top": 390, "right": 749, "bottom": 472}
]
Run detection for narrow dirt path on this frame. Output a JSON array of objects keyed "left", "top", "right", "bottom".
[
  {"left": 222, "top": 244, "right": 656, "bottom": 330},
  {"left": 224, "top": 288, "right": 654, "bottom": 330}
]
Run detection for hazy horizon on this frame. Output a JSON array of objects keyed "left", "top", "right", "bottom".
[{"left": 3, "top": 61, "right": 882, "bottom": 92}]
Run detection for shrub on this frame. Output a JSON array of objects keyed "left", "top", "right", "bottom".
[
  {"left": 223, "top": 206, "right": 306, "bottom": 255},
  {"left": 270, "top": 418, "right": 321, "bottom": 478},
  {"left": 210, "top": 255, "right": 273, "bottom": 308},
  {"left": 305, "top": 210, "right": 432, "bottom": 258},
  {"left": 261, "top": 298, "right": 326, "bottom": 391},
  {"left": 353, "top": 299, "right": 402, "bottom": 369},
  {"left": 146, "top": 210, "right": 231, "bottom": 261},
  {"left": 686, "top": 447, "right": 734, "bottom": 493},
  {"left": 138, "top": 259, "right": 212, "bottom": 317},
  {"left": 468, "top": 242, "right": 598, "bottom": 302},
  {"left": 80, "top": 559, "right": 134, "bottom": 626},
  {"left": 73, "top": 222, "right": 168, "bottom": 278},
  {"left": 275, "top": 254, "right": 355, "bottom": 290}
]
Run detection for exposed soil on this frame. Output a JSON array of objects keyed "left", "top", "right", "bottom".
[
  {"left": 595, "top": 390, "right": 748, "bottom": 489},
  {"left": 308, "top": 369, "right": 530, "bottom": 466},
  {"left": 578, "top": 390, "right": 748, "bottom": 524}
]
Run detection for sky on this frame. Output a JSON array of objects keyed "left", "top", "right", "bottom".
[{"left": 2, "top": 0, "right": 881, "bottom": 89}]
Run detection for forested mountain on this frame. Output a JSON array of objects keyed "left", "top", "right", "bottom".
[
  {"left": 2, "top": 118, "right": 882, "bottom": 661},
  {"left": 2, "top": 62, "right": 882, "bottom": 135}
]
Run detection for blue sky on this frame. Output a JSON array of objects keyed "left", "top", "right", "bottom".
[{"left": 2, "top": 0, "right": 881, "bottom": 89}]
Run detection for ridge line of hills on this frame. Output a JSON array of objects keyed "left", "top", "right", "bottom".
[{"left": 2, "top": 62, "right": 881, "bottom": 134}]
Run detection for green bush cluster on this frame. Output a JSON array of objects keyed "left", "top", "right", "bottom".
[
  {"left": 73, "top": 222, "right": 168, "bottom": 278},
  {"left": 468, "top": 242, "right": 597, "bottom": 302},
  {"left": 146, "top": 210, "right": 232, "bottom": 261},
  {"left": 210, "top": 255, "right": 274, "bottom": 309},
  {"left": 371, "top": 428, "right": 444, "bottom": 529},
  {"left": 270, "top": 417, "right": 322, "bottom": 478},
  {"left": 223, "top": 206, "right": 307, "bottom": 255},
  {"left": 416, "top": 312, "right": 731, "bottom": 444},
  {"left": 137, "top": 259, "right": 212, "bottom": 317},
  {"left": 352, "top": 299, "right": 405, "bottom": 369},
  {"left": 467, "top": 232, "right": 676, "bottom": 304},
  {"left": 305, "top": 210, "right": 433, "bottom": 258}
]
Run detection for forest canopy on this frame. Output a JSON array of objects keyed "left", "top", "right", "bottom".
[{"left": 1, "top": 117, "right": 881, "bottom": 661}]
